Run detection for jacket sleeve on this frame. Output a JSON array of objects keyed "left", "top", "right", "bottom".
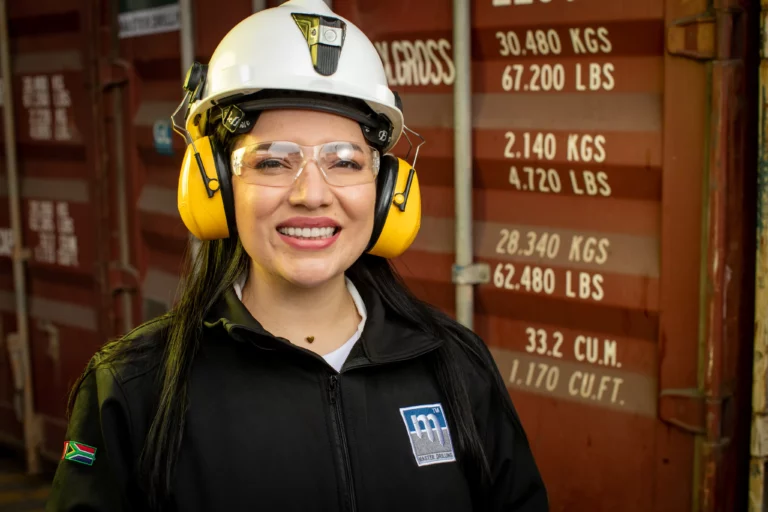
[
  {"left": 466, "top": 338, "right": 549, "bottom": 511},
  {"left": 46, "top": 364, "right": 136, "bottom": 512}
]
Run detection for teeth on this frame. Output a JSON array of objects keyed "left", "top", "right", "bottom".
[{"left": 278, "top": 226, "right": 336, "bottom": 239}]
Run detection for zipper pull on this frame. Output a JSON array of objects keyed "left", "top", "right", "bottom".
[{"left": 329, "top": 375, "right": 338, "bottom": 404}]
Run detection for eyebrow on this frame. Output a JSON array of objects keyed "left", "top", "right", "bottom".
[{"left": 345, "top": 142, "right": 364, "bottom": 151}]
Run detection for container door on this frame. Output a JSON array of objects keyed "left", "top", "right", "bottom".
[
  {"left": 0, "top": 0, "right": 114, "bottom": 461},
  {"left": 332, "top": 0, "right": 754, "bottom": 510}
]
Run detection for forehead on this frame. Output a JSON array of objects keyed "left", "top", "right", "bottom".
[{"left": 239, "top": 109, "right": 365, "bottom": 146}]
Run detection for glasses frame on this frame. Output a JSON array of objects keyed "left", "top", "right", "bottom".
[{"left": 230, "top": 140, "right": 381, "bottom": 188}]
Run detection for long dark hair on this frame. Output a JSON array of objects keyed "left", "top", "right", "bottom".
[{"left": 67, "top": 123, "right": 521, "bottom": 510}]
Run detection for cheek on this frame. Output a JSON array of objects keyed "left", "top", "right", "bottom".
[
  {"left": 340, "top": 184, "right": 377, "bottom": 225},
  {"left": 232, "top": 179, "right": 283, "bottom": 235}
]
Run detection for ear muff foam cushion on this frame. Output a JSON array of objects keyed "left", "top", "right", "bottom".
[
  {"left": 367, "top": 154, "right": 397, "bottom": 253},
  {"left": 177, "top": 136, "right": 234, "bottom": 241},
  {"left": 367, "top": 157, "right": 421, "bottom": 259}
]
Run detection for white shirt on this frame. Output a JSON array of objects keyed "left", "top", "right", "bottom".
[{"left": 233, "top": 275, "right": 367, "bottom": 372}]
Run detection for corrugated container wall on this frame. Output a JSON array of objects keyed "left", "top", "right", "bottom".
[{"left": 0, "top": 0, "right": 759, "bottom": 511}]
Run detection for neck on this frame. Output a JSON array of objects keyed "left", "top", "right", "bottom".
[{"left": 240, "top": 263, "right": 360, "bottom": 352}]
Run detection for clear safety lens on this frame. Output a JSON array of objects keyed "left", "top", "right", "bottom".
[{"left": 231, "top": 141, "right": 380, "bottom": 187}]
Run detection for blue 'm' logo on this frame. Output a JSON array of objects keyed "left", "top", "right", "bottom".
[{"left": 399, "top": 403, "right": 456, "bottom": 467}]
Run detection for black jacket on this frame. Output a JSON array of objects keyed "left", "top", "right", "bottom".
[{"left": 47, "top": 283, "right": 548, "bottom": 511}]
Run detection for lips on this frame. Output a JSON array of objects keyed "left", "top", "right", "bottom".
[{"left": 276, "top": 217, "right": 341, "bottom": 243}]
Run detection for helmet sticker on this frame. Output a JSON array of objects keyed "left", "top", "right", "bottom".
[
  {"left": 291, "top": 13, "right": 347, "bottom": 76},
  {"left": 219, "top": 104, "right": 258, "bottom": 135}
]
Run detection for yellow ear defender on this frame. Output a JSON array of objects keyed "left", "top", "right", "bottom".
[
  {"left": 365, "top": 155, "right": 422, "bottom": 259},
  {"left": 177, "top": 135, "right": 236, "bottom": 241},
  {"left": 173, "top": 63, "right": 422, "bottom": 259}
]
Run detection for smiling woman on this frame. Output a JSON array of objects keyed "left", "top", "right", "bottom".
[{"left": 45, "top": 1, "right": 547, "bottom": 511}]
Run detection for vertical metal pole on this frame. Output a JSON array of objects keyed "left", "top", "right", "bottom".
[
  {"left": 252, "top": 0, "right": 267, "bottom": 12},
  {"left": 452, "top": 0, "right": 473, "bottom": 329},
  {"left": 179, "top": 0, "right": 194, "bottom": 78},
  {"left": 179, "top": 0, "right": 201, "bottom": 261},
  {"left": 110, "top": 1, "right": 133, "bottom": 334},
  {"left": 0, "top": 0, "right": 40, "bottom": 474}
]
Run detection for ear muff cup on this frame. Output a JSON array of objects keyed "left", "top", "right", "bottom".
[
  {"left": 366, "top": 155, "right": 421, "bottom": 259},
  {"left": 177, "top": 136, "right": 237, "bottom": 241}
]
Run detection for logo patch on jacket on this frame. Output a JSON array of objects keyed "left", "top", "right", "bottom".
[
  {"left": 399, "top": 403, "right": 456, "bottom": 467},
  {"left": 61, "top": 440, "right": 97, "bottom": 466}
]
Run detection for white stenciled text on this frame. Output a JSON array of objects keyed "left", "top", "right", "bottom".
[
  {"left": 504, "top": 132, "right": 607, "bottom": 162},
  {"left": 506, "top": 359, "right": 626, "bottom": 407},
  {"left": 28, "top": 200, "right": 78, "bottom": 267},
  {"left": 491, "top": 262, "right": 605, "bottom": 302},
  {"left": 524, "top": 326, "right": 621, "bottom": 368},
  {"left": 495, "top": 229, "right": 611, "bottom": 265},
  {"left": 374, "top": 39, "right": 455, "bottom": 87},
  {"left": 501, "top": 62, "right": 614, "bottom": 92},
  {"left": 497, "top": 26, "right": 611, "bottom": 57}
]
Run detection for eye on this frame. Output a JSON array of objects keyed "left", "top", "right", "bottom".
[
  {"left": 255, "top": 159, "right": 288, "bottom": 169},
  {"left": 331, "top": 159, "right": 363, "bottom": 171}
]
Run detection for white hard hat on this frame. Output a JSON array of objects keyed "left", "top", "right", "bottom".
[{"left": 185, "top": 0, "right": 404, "bottom": 152}]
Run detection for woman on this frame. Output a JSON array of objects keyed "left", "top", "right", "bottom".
[{"left": 47, "top": 1, "right": 547, "bottom": 510}]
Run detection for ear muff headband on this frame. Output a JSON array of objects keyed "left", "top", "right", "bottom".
[
  {"left": 367, "top": 156, "right": 421, "bottom": 259},
  {"left": 177, "top": 136, "right": 236, "bottom": 240},
  {"left": 367, "top": 154, "right": 397, "bottom": 250}
]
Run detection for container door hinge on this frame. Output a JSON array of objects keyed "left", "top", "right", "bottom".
[
  {"left": 667, "top": 13, "right": 716, "bottom": 60},
  {"left": 100, "top": 58, "right": 131, "bottom": 91},
  {"left": 667, "top": 8, "right": 742, "bottom": 61},
  {"left": 452, "top": 263, "right": 491, "bottom": 285},
  {"left": 659, "top": 387, "right": 712, "bottom": 435},
  {"left": 659, "top": 387, "right": 730, "bottom": 448}
]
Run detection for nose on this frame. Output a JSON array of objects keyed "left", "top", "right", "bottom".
[{"left": 288, "top": 159, "right": 334, "bottom": 209}]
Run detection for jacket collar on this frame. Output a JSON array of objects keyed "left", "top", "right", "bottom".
[{"left": 203, "top": 276, "right": 444, "bottom": 365}]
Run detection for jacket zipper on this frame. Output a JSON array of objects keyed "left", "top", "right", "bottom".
[{"left": 328, "top": 374, "right": 357, "bottom": 512}]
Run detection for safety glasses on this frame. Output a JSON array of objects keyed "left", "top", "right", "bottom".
[{"left": 231, "top": 140, "right": 381, "bottom": 187}]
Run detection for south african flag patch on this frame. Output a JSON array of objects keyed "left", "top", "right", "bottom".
[{"left": 61, "top": 441, "right": 97, "bottom": 466}]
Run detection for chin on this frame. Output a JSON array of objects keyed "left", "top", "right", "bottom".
[{"left": 278, "top": 259, "right": 346, "bottom": 289}]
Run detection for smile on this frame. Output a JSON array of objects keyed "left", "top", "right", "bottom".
[
  {"left": 275, "top": 217, "right": 342, "bottom": 250},
  {"left": 277, "top": 226, "right": 339, "bottom": 240}
]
